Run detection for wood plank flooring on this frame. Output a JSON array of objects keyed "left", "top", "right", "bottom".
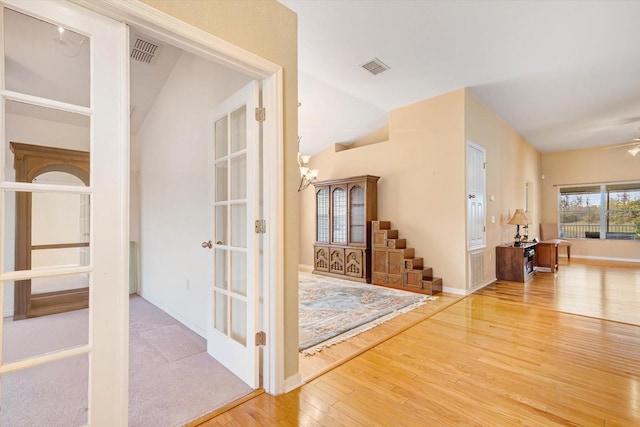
[{"left": 200, "top": 259, "right": 640, "bottom": 426}]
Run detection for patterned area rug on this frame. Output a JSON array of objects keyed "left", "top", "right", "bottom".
[{"left": 299, "top": 272, "right": 436, "bottom": 355}]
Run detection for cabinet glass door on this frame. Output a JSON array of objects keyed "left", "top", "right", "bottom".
[{"left": 349, "top": 184, "right": 365, "bottom": 244}]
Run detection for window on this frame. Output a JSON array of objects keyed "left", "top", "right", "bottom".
[{"left": 559, "top": 183, "right": 640, "bottom": 240}]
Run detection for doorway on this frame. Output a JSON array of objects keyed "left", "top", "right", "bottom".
[{"left": 1, "top": 0, "right": 286, "bottom": 424}]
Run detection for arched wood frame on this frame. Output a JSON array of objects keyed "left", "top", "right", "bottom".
[{"left": 11, "top": 142, "right": 90, "bottom": 320}]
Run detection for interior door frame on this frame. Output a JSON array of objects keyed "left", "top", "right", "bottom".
[{"left": 73, "top": 0, "right": 286, "bottom": 395}]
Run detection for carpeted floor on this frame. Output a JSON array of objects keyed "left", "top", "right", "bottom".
[
  {"left": 2, "top": 295, "right": 252, "bottom": 427},
  {"left": 299, "top": 272, "right": 435, "bottom": 355}
]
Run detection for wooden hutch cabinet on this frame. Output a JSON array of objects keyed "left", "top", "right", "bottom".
[{"left": 312, "top": 175, "right": 379, "bottom": 283}]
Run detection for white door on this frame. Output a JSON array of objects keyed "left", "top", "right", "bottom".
[
  {"left": 0, "top": 1, "right": 128, "bottom": 425},
  {"left": 467, "top": 142, "right": 486, "bottom": 250},
  {"left": 208, "top": 81, "right": 261, "bottom": 388}
]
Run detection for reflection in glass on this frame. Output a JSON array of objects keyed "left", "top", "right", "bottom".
[
  {"left": 230, "top": 298, "right": 247, "bottom": 346},
  {"left": 230, "top": 105, "right": 246, "bottom": 153},
  {"left": 4, "top": 9, "right": 90, "bottom": 107},
  {"left": 1, "top": 354, "right": 89, "bottom": 426}
]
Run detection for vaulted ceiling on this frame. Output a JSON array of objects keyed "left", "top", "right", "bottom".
[{"left": 279, "top": 0, "right": 640, "bottom": 156}]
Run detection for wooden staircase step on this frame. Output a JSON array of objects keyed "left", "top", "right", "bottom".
[
  {"left": 373, "top": 229, "right": 399, "bottom": 247},
  {"left": 372, "top": 220, "right": 391, "bottom": 231},
  {"left": 421, "top": 277, "right": 443, "bottom": 295},
  {"left": 403, "top": 257, "right": 423, "bottom": 270},
  {"left": 386, "top": 238, "right": 406, "bottom": 249},
  {"left": 404, "top": 268, "right": 433, "bottom": 288}
]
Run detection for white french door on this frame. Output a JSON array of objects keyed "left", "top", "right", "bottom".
[
  {"left": 208, "top": 81, "right": 261, "bottom": 388},
  {"left": 0, "top": 1, "right": 128, "bottom": 425},
  {"left": 467, "top": 141, "right": 486, "bottom": 250}
]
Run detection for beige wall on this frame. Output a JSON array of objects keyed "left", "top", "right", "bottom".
[
  {"left": 301, "top": 89, "right": 468, "bottom": 290},
  {"left": 300, "top": 89, "right": 543, "bottom": 292},
  {"left": 140, "top": 0, "right": 300, "bottom": 380},
  {"left": 465, "top": 91, "right": 542, "bottom": 285},
  {"left": 541, "top": 147, "right": 640, "bottom": 260}
]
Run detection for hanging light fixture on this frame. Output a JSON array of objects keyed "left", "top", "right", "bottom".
[{"left": 298, "top": 136, "right": 318, "bottom": 191}]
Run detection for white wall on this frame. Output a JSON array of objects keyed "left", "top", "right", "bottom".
[
  {"left": 135, "top": 51, "right": 251, "bottom": 336},
  {"left": 3, "top": 114, "right": 89, "bottom": 316}
]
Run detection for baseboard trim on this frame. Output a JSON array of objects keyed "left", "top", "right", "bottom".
[
  {"left": 466, "top": 278, "right": 497, "bottom": 295},
  {"left": 442, "top": 286, "right": 466, "bottom": 296},
  {"left": 570, "top": 255, "right": 640, "bottom": 263},
  {"left": 298, "top": 264, "right": 314, "bottom": 273},
  {"left": 136, "top": 292, "right": 207, "bottom": 338},
  {"left": 283, "top": 372, "right": 303, "bottom": 393}
]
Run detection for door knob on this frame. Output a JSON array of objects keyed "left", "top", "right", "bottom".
[
  {"left": 468, "top": 194, "right": 476, "bottom": 199},
  {"left": 201, "top": 240, "right": 212, "bottom": 249}
]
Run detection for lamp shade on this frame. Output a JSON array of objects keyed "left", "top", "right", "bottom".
[{"left": 508, "top": 209, "right": 529, "bottom": 226}]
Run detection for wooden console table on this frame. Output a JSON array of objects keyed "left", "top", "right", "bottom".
[{"left": 496, "top": 242, "right": 537, "bottom": 282}]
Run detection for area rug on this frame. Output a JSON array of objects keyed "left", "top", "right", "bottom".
[{"left": 299, "top": 272, "right": 436, "bottom": 355}]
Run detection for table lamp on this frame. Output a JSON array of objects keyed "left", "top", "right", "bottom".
[{"left": 508, "top": 209, "right": 529, "bottom": 246}]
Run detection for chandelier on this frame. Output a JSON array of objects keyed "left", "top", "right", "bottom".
[{"left": 297, "top": 137, "right": 318, "bottom": 191}]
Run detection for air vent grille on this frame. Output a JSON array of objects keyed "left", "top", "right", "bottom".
[
  {"left": 131, "top": 37, "right": 160, "bottom": 64},
  {"left": 361, "top": 57, "right": 390, "bottom": 75}
]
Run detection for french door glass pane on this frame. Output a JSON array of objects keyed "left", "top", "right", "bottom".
[
  {"left": 215, "top": 206, "right": 227, "bottom": 245},
  {"left": 2, "top": 285, "right": 89, "bottom": 362},
  {"left": 230, "top": 155, "right": 247, "bottom": 200},
  {"left": 230, "top": 105, "right": 246, "bottom": 153},
  {"left": 3, "top": 9, "right": 90, "bottom": 107},
  {"left": 1, "top": 354, "right": 88, "bottom": 426},
  {"left": 214, "top": 249, "right": 227, "bottom": 289},
  {"left": 214, "top": 117, "right": 228, "bottom": 160},
  {"left": 4, "top": 101, "right": 90, "bottom": 185},
  {"left": 230, "top": 204, "right": 247, "bottom": 247},
  {"left": 231, "top": 251, "right": 247, "bottom": 296},
  {"left": 3, "top": 190, "right": 90, "bottom": 273},
  {"left": 230, "top": 298, "right": 246, "bottom": 346},
  {"left": 214, "top": 292, "right": 227, "bottom": 334},
  {"left": 215, "top": 163, "right": 228, "bottom": 202}
]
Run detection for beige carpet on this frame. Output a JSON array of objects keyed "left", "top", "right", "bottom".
[{"left": 2, "top": 295, "right": 252, "bottom": 426}]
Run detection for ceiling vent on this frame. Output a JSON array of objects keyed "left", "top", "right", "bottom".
[
  {"left": 361, "top": 57, "right": 390, "bottom": 75},
  {"left": 131, "top": 36, "right": 161, "bottom": 64}
]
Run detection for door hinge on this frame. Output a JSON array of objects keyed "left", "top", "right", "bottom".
[
  {"left": 255, "top": 219, "right": 266, "bottom": 234},
  {"left": 255, "top": 331, "right": 266, "bottom": 346},
  {"left": 483, "top": 162, "right": 487, "bottom": 169},
  {"left": 255, "top": 107, "right": 266, "bottom": 122}
]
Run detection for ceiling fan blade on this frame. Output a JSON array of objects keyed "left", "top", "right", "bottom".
[{"left": 603, "top": 140, "right": 640, "bottom": 149}]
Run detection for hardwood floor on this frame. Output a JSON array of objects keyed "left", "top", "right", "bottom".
[{"left": 200, "top": 259, "right": 640, "bottom": 426}]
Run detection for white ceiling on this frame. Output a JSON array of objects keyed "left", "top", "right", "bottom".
[
  {"left": 279, "top": 0, "right": 640, "bottom": 155},
  {"left": 3, "top": 7, "right": 180, "bottom": 136}
]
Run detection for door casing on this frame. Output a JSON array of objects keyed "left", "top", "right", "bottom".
[{"left": 73, "top": 0, "right": 286, "bottom": 397}]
